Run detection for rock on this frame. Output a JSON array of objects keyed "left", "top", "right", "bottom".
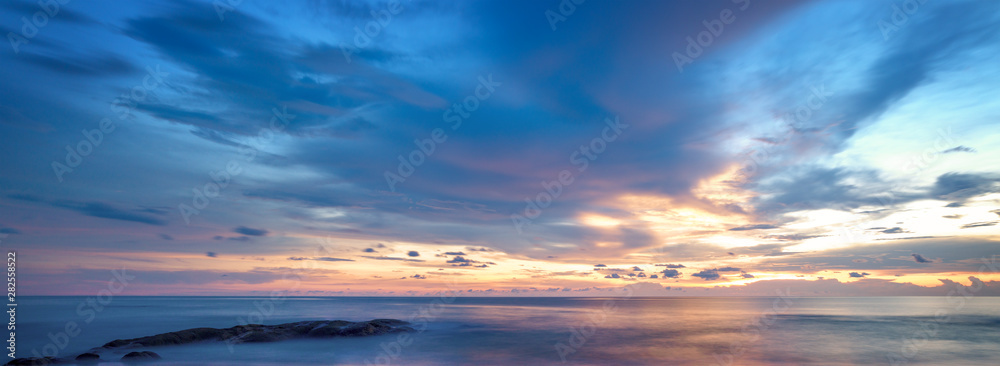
[
  {"left": 74, "top": 353, "right": 101, "bottom": 361},
  {"left": 341, "top": 319, "right": 411, "bottom": 337},
  {"left": 100, "top": 319, "right": 413, "bottom": 349},
  {"left": 121, "top": 351, "right": 161, "bottom": 361},
  {"left": 4, "top": 357, "right": 62, "bottom": 365}
]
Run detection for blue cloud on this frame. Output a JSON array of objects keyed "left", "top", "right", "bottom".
[
  {"left": 51, "top": 200, "right": 167, "bottom": 226},
  {"left": 233, "top": 226, "right": 268, "bottom": 236},
  {"left": 691, "top": 270, "right": 720, "bottom": 281}
]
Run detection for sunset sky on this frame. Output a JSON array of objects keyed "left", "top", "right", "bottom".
[{"left": 1, "top": 0, "right": 999, "bottom": 296}]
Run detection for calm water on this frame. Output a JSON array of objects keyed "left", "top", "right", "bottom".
[{"left": 9, "top": 296, "right": 1000, "bottom": 365}]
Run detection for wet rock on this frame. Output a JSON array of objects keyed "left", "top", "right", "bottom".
[
  {"left": 100, "top": 319, "right": 413, "bottom": 349},
  {"left": 121, "top": 351, "right": 161, "bottom": 361}
]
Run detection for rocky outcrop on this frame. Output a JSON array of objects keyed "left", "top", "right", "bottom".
[
  {"left": 100, "top": 319, "right": 412, "bottom": 349},
  {"left": 4, "top": 319, "right": 411, "bottom": 366},
  {"left": 121, "top": 351, "right": 161, "bottom": 361}
]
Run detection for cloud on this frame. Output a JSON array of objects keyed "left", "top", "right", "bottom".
[
  {"left": 849, "top": 272, "right": 870, "bottom": 278},
  {"left": 361, "top": 256, "right": 423, "bottom": 262},
  {"left": 652, "top": 277, "right": 1000, "bottom": 297},
  {"left": 931, "top": 173, "right": 999, "bottom": 201},
  {"left": 728, "top": 224, "right": 779, "bottom": 231},
  {"left": 715, "top": 267, "right": 742, "bottom": 272},
  {"left": 881, "top": 227, "right": 909, "bottom": 234},
  {"left": 604, "top": 273, "right": 621, "bottom": 279},
  {"left": 446, "top": 256, "right": 471, "bottom": 264},
  {"left": 0, "top": 0, "right": 782, "bottom": 268},
  {"left": 407, "top": 251, "right": 420, "bottom": 257},
  {"left": 51, "top": 200, "right": 167, "bottom": 226},
  {"left": 16, "top": 51, "right": 137, "bottom": 77},
  {"left": 0, "top": 227, "right": 20, "bottom": 234},
  {"left": 206, "top": 252, "right": 217, "bottom": 258},
  {"left": 911, "top": 254, "right": 932, "bottom": 263},
  {"left": 6, "top": 193, "right": 43, "bottom": 202},
  {"left": 752, "top": 171, "right": 1000, "bottom": 219},
  {"left": 655, "top": 264, "right": 686, "bottom": 268},
  {"left": 411, "top": 274, "right": 426, "bottom": 279},
  {"left": 287, "top": 256, "right": 354, "bottom": 262},
  {"left": 762, "top": 234, "right": 826, "bottom": 241},
  {"left": 189, "top": 127, "right": 250, "bottom": 148},
  {"left": 234, "top": 226, "right": 269, "bottom": 236},
  {"left": 751, "top": 168, "right": 890, "bottom": 215},
  {"left": 445, "top": 255, "right": 493, "bottom": 267},
  {"left": 660, "top": 269, "right": 681, "bottom": 278},
  {"left": 691, "top": 270, "right": 720, "bottom": 281},
  {"left": 961, "top": 221, "right": 997, "bottom": 229},
  {"left": 315, "top": 257, "right": 355, "bottom": 262},
  {"left": 2, "top": 0, "right": 999, "bottom": 296},
  {"left": 594, "top": 264, "right": 607, "bottom": 268},
  {"left": 940, "top": 146, "right": 976, "bottom": 154},
  {"left": 756, "top": 237, "right": 1000, "bottom": 273},
  {"left": 21, "top": 268, "right": 320, "bottom": 291},
  {"left": 137, "top": 103, "right": 224, "bottom": 128},
  {"left": 159, "top": 234, "right": 174, "bottom": 240}
]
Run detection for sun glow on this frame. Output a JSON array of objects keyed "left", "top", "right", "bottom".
[{"left": 580, "top": 214, "right": 622, "bottom": 227}]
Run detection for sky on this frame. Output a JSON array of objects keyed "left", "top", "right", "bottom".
[{"left": 1, "top": 0, "right": 999, "bottom": 296}]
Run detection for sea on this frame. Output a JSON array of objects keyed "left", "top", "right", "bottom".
[{"left": 7, "top": 296, "right": 1000, "bottom": 365}]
